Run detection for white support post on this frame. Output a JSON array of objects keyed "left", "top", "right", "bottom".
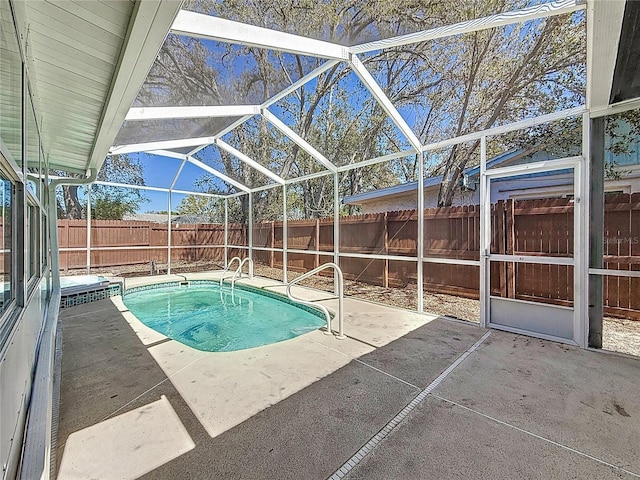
[
  {"left": 479, "top": 136, "right": 490, "bottom": 328},
  {"left": 351, "top": 0, "right": 584, "bottom": 53},
  {"left": 86, "top": 185, "right": 92, "bottom": 274},
  {"left": 334, "top": 172, "right": 340, "bottom": 292},
  {"left": 172, "top": 10, "right": 350, "bottom": 60},
  {"left": 336, "top": 150, "right": 417, "bottom": 172},
  {"left": 148, "top": 150, "right": 187, "bottom": 161},
  {"left": 285, "top": 170, "right": 334, "bottom": 184},
  {"left": 187, "top": 114, "right": 257, "bottom": 158},
  {"left": 187, "top": 156, "right": 251, "bottom": 193},
  {"left": 262, "top": 60, "right": 341, "bottom": 109},
  {"left": 167, "top": 192, "right": 172, "bottom": 275},
  {"left": 215, "top": 139, "right": 285, "bottom": 184},
  {"left": 111, "top": 137, "right": 217, "bottom": 155},
  {"left": 248, "top": 192, "right": 253, "bottom": 262},
  {"left": 421, "top": 107, "right": 585, "bottom": 154},
  {"left": 262, "top": 109, "right": 338, "bottom": 173},
  {"left": 224, "top": 198, "right": 228, "bottom": 267},
  {"left": 576, "top": 112, "right": 590, "bottom": 348},
  {"left": 349, "top": 54, "right": 423, "bottom": 152},
  {"left": 172, "top": 189, "right": 221, "bottom": 198},
  {"left": 170, "top": 158, "right": 187, "bottom": 190},
  {"left": 417, "top": 153, "right": 424, "bottom": 313},
  {"left": 283, "top": 184, "right": 288, "bottom": 284},
  {"left": 126, "top": 105, "right": 260, "bottom": 121}
]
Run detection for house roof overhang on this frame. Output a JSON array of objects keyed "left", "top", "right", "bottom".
[
  {"left": 12, "top": 0, "right": 182, "bottom": 175},
  {"left": 588, "top": 0, "right": 640, "bottom": 117}
]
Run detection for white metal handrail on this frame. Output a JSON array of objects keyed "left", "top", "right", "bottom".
[
  {"left": 231, "top": 257, "right": 254, "bottom": 294},
  {"left": 286, "top": 262, "right": 345, "bottom": 339},
  {"left": 220, "top": 256, "right": 242, "bottom": 287}
]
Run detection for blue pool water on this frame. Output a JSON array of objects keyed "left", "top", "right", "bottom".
[{"left": 122, "top": 283, "right": 326, "bottom": 352}]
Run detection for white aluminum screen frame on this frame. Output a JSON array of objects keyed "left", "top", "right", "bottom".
[
  {"left": 480, "top": 154, "right": 587, "bottom": 347},
  {"left": 78, "top": 0, "right": 601, "bottom": 346}
]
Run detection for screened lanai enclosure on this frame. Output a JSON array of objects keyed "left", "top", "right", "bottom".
[{"left": 2, "top": 0, "right": 640, "bottom": 478}]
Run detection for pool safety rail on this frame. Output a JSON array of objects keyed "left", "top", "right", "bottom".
[
  {"left": 287, "top": 262, "right": 345, "bottom": 339},
  {"left": 219, "top": 257, "right": 242, "bottom": 287},
  {"left": 231, "top": 258, "right": 254, "bottom": 295}
]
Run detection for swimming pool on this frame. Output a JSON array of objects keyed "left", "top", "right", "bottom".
[{"left": 122, "top": 282, "right": 327, "bottom": 352}]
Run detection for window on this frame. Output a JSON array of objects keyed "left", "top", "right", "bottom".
[
  {"left": 41, "top": 211, "right": 48, "bottom": 269},
  {"left": 27, "top": 203, "right": 39, "bottom": 280},
  {"left": 0, "top": 174, "right": 13, "bottom": 313}
]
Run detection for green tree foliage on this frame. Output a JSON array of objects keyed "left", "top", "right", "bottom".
[{"left": 175, "top": 193, "right": 222, "bottom": 222}]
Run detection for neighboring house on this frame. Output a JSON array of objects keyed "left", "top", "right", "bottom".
[{"left": 344, "top": 147, "right": 640, "bottom": 213}]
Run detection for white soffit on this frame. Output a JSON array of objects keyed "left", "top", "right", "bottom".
[
  {"left": 15, "top": 0, "right": 182, "bottom": 174},
  {"left": 587, "top": 0, "right": 626, "bottom": 116}
]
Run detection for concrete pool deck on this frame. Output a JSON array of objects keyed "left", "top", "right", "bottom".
[{"left": 56, "top": 273, "right": 640, "bottom": 479}]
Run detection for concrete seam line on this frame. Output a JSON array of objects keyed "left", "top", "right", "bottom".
[
  {"left": 432, "top": 394, "right": 640, "bottom": 479},
  {"left": 308, "top": 337, "right": 420, "bottom": 390},
  {"left": 352, "top": 358, "right": 420, "bottom": 390},
  {"left": 99, "top": 349, "right": 207, "bottom": 422},
  {"left": 327, "top": 330, "right": 491, "bottom": 480}
]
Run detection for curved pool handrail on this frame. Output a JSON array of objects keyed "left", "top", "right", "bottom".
[
  {"left": 220, "top": 257, "right": 242, "bottom": 287},
  {"left": 231, "top": 258, "right": 254, "bottom": 295},
  {"left": 286, "top": 262, "right": 345, "bottom": 339}
]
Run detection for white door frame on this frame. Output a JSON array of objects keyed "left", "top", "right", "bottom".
[{"left": 479, "top": 155, "right": 587, "bottom": 347}]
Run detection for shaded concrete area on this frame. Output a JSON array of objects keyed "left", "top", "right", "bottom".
[
  {"left": 345, "top": 396, "right": 631, "bottom": 480},
  {"left": 56, "top": 300, "right": 170, "bottom": 446},
  {"left": 56, "top": 275, "right": 640, "bottom": 479},
  {"left": 141, "top": 361, "right": 417, "bottom": 480},
  {"left": 55, "top": 299, "right": 202, "bottom": 478},
  {"left": 345, "top": 331, "right": 640, "bottom": 480},
  {"left": 356, "top": 318, "right": 481, "bottom": 388}
]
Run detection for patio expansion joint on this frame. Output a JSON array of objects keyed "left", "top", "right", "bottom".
[
  {"left": 308, "top": 337, "right": 420, "bottom": 390},
  {"left": 327, "top": 330, "right": 492, "bottom": 480},
  {"left": 430, "top": 393, "right": 640, "bottom": 479},
  {"left": 98, "top": 349, "right": 207, "bottom": 423}
]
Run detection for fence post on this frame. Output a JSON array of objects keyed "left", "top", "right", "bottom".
[
  {"left": 283, "top": 184, "right": 288, "bottom": 283},
  {"left": 224, "top": 199, "right": 228, "bottom": 267},
  {"left": 497, "top": 201, "right": 507, "bottom": 297},
  {"left": 63, "top": 220, "right": 68, "bottom": 273},
  {"left": 270, "top": 221, "right": 275, "bottom": 268},
  {"left": 383, "top": 212, "right": 389, "bottom": 288},
  {"left": 86, "top": 187, "right": 91, "bottom": 274},
  {"left": 195, "top": 223, "right": 199, "bottom": 262},
  {"left": 506, "top": 199, "right": 516, "bottom": 298},
  {"left": 315, "top": 218, "right": 320, "bottom": 269}
]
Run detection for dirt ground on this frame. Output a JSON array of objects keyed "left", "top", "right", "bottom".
[{"left": 71, "top": 261, "right": 640, "bottom": 358}]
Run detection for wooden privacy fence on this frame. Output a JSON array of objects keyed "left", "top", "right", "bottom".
[
  {"left": 58, "top": 194, "right": 640, "bottom": 319},
  {"left": 58, "top": 220, "right": 229, "bottom": 269}
]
